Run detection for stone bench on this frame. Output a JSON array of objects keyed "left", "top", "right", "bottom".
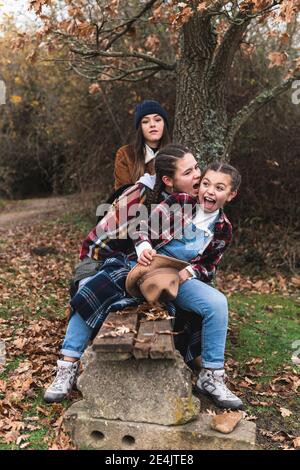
[{"left": 64, "top": 305, "right": 256, "bottom": 450}]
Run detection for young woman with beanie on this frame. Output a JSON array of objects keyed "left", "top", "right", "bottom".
[{"left": 114, "top": 99, "right": 171, "bottom": 190}]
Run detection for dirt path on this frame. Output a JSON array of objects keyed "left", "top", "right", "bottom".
[{"left": 0, "top": 194, "right": 79, "bottom": 231}]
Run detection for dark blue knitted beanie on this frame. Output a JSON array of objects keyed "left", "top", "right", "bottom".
[{"left": 134, "top": 100, "right": 169, "bottom": 130}]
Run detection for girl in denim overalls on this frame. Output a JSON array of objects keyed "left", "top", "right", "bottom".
[{"left": 136, "top": 159, "right": 243, "bottom": 409}]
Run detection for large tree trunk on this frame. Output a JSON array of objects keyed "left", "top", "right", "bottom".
[
  {"left": 174, "top": 64, "right": 229, "bottom": 165},
  {"left": 173, "top": 15, "right": 229, "bottom": 165},
  {"left": 173, "top": 9, "right": 251, "bottom": 165}
]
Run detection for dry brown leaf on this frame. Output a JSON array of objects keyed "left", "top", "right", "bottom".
[
  {"left": 279, "top": 407, "right": 292, "bottom": 417},
  {"left": 156, "top": 329, "right": 181, "bottom": 336},
  {"left": 293, "top": 437, "right": 300, "bottom": 449},
  {"left": 211, "top": 411, "right": 243, "bottom": 434}
]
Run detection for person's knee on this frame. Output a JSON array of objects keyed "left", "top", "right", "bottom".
[
  {"left": 208, "top": 291, "right": 228, "bottom": 321},
  {"left": 215, "top": 291, "right": 228, "bottom": 310}
]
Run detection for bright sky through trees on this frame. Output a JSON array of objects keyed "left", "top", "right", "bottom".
[{"left": 0, "top": 0, "right": 36, "bottom": 28}]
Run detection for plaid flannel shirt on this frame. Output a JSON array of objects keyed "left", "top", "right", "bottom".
[
  {"left": 80, "top": 183, "right": 150, "bottom": 261},
  {"left": 132, "top": 192, "right": 232, "bottom": 283},
  {"left": 80, "top": 186, "right": 232, "bottom": 284}
]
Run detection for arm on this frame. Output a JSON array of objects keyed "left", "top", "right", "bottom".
[
  {"left": 190, "top": 227, "right": 233, "bottom": 283},
  {"left": 114, "top": 147, "right": 133, "bottom": 190},
  {"left": 190, "top": 252, "right": 225, "bottom": 284},
  {"left": 80, "top": 183, "right": 146, "bottom": 260},
  {"left": 132, "top": 191, "right": 197, "bottom": 249}
]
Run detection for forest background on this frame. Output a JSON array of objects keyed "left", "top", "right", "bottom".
[
  {"left": 0, "top": 0, "right": 299, "bottom": 276},
  {"left": 0, "top": 0, "right": 299, "bottom": 451}
]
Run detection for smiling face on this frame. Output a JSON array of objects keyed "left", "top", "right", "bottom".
[
  {"left": 141, "top": 113, "right": 165, "bottom": 147},
  {"left": 198, "top": 170, "right": 237, "bottom": 212},
  {"left": 162, "top": 152, "right": 201, "bottom": 197}
]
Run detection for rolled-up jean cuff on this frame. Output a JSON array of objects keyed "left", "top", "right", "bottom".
[
  {"left": 201, "top": 361, "right": 224, "bottom": 369},
  {"left": 60, "top": 348, "right": 82, "bottom": 359}
]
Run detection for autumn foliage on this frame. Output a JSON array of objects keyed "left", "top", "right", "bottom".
[{"left": 23, "top": 1, "right": 300, "bottom": 159}]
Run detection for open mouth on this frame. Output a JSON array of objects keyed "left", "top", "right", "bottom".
[
  {"left": 203, "top": 196, "right": 216, "bottom": 209},
  {"left": 193, "top": 182, "right": 200, "bottom": 190}
]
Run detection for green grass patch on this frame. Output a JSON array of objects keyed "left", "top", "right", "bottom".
[
  {"left": 227, "top": 293, "right": 300, "bottom": 376},
  {"left": 0, "top": 356, "right": 27, "bottom": 380}
]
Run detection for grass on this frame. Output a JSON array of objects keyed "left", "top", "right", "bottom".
[
  {"left": 226, "top": 293, "right": 300, "bottom": 449},
  {"left": 227, "top": 293, "right": 300, "bottom": 374},
  {"left": 58, "top": 211, "right": 93, "bottom": 233}
]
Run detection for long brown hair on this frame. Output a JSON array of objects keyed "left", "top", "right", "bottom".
[
  {"left": 131, "top": 123, "right": 171, "bottom": 183},
  {"left": 144, "top": 143, "right": 192, "bottom": 212}
]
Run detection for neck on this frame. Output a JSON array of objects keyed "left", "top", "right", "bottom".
[{"left": 145, "top": 141, "right": 159, "bottom": 149}]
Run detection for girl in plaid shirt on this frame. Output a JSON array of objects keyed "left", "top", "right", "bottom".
[{"left": 133, "top": 157, "right": 243, "bottom": 410}]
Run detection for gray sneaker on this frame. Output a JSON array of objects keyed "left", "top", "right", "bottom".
[
  {"left": 44, "top": 360, "right": 80, "bottom": 403},
  {"left": 196, "top": 368, "right": 243, "bottom": 410}
]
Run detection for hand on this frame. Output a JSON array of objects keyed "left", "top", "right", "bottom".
[
  {"left": 178, "top": 268, "right": 192, "bottom": 284},
  {"left": 138, "top": 249, "right": 157, "bottom": 266}
]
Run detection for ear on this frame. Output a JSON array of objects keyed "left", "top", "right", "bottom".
[
  {"left": 226, "top": 190, "right": 237, "bottom": 203},
  {"left": 162, "top": 175, "right": 174, "bottom": 191}
]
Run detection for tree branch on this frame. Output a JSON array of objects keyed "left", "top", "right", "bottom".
[
  {"left": 104, "top": 0, "right": 159, "bottom": 50},
  {"left": 227, "top": 73, "right": 300, "bottom": 145},
  {"left": 210, "top": 15, "right": 251, "bottom": 81},
  {"left": 68, "top": 45, "right": 176, "bottom": 70},
  {"left": 209, "top": 1, "right": 285, "bottom": 95}
]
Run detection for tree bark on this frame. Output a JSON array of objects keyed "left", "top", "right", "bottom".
[{"left": 173, "top": 13, "right": 229, "bottom": 165}]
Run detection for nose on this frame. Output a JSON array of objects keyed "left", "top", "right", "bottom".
[{"left": 194, "top": 167, "right": 201, "bottom": 178}]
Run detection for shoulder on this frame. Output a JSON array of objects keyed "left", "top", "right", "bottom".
[
  {"left": 219, "top": 210, "right": 232, "bottom": 229},
  {"left": 116, "top": 182, "right": 147, "bottom": 204},
  {"left": 115, "top": 144, "right": 135, "bottom": 161},
  {"left": 166, "top": 192, "right": 197, "bottom": 206}
]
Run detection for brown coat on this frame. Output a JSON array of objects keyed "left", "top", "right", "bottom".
[{"left": 114, "top": 144, "right": 155, "bottom": 190}]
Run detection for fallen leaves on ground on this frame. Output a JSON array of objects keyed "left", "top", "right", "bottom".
[
  {"left": 0, "top": 219, "right": 299, "bottom": 450},
  {"left": 0, "top": 222, "right": 81, "bottom": 450}
]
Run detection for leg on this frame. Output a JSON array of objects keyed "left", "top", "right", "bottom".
[
  {"left": 174, "top": 279, "right": 228, "bottom": 369},
  {"left": 61, "top": 311, "right": 94, "bottom": 360},
  {"left": 44, "top": 273, "right": 97, "bottom": 403},
  {"left": 174, "top": 279, "right": 243, "bottom": 410},
  {"left": 44, "top": 312, "right": 95, "bottom": 403}
]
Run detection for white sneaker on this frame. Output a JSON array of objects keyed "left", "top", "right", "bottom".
[
  {"left": 196, "top": 368, "right": 243, "bottom": 410},
  {"left": 44, "top": 360, "right": 80, "bottom": 403}
]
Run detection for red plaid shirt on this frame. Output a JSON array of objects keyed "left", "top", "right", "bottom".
[
  {"left": 80, "top": 183, "right": 148, "bottom": 261},
  {"left": 132, "top": 192, "right": 233, "bottom": 283},
  {"left": 80, "top": 186, "right": 232, "bottom": 284}
]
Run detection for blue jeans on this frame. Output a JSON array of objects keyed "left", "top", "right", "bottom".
[
  {"left": 61, "top": 276, "right": 94, "bottom": 359},
  {"left": 61, "top": 310, "right": 94, "bottom": 359},
  {"left": 62, "top": 277, "right": 228, "bottom": 366},
  {"left": 174, "top": 279, "right": 228, "bottom": 369}
]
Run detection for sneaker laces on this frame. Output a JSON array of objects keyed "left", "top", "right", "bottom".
[
  {"left": 51, "top": 365, "right": 74, "bottom": 391},
  {"left": 211, "top": 370, "right": 237, "bottom": 399}
]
